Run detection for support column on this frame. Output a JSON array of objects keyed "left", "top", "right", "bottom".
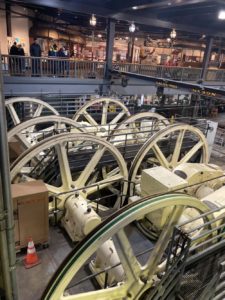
[
  {"left": 104, "top": 18, "right": 115, "bottom": 79},
  {"left": 0, "top": 54, "right": 18, "bottom": 300},
  {"left": 127, "top": 36, "right": 135, "bottom": 63},
  {"left": 6, "top": 3, "right": 12, "bottom": 37},
  {"left": 200, "top": 36, "right": 213, "bottom": 80}
]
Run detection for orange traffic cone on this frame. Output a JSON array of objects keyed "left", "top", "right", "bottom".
[{"left": 24, "top": 237, "right": 41, "bottom": 269}]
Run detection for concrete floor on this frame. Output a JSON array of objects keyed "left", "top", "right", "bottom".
[{"left": 16, "top": 227, "right": 73, "bottom": 300}]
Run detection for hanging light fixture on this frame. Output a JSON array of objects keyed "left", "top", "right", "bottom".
[
  {"left": 90, "top": 14, "right": 97, "bottom": 26},
  {"left": 218, "top": 10, "right": 225, "bottom": 20},
  {"left": 167, "top": 38, "right": 171, "bottom": 43},
  {"left": 170, "top": 28, "right": 176, "bottom": 39},
  {"left": 129, "top": 22, "right": 136, "bottom": 33}
]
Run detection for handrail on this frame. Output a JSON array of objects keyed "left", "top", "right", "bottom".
[
  {"left": 1, "top": 54, "right": 106, "bottom": 79},
  {"left": 1, "top": 54, "right": 225, "bottom": 82},
  {"left": 112, "top": 62, "right": 225, "bottom": 82}
]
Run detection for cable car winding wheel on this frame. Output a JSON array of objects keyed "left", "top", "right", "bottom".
[
  {"left": 5, "top": 97, "right": 59, "bottom": 129},
  {"left": 10, "top": 133, "right": 128, "bottom": 241},
  {"left": 72, "top": 98, "right": 131, "bottom": 136},
  {"left": 41, "top": 194, "right": 212, "bottom": 300}
]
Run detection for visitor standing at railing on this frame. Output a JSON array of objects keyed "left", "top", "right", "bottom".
[
  {"left": 30, "top": 38, "right": 41, "bottom": 76},
  {"left": 48, "top": 44, "right": 58, "bottom": 76},
  {"left": 9, "top": 42, "right": 18, "bottom": 75},
  {"left": 64, "top": 47, "right": 70, "bottom": 76},
  {"left": 9, "top": 42, "right": 18, "bottom": 55},
  {"left": 17, "top": 44, "right": 25, "bottom": 74},
  {"left": 58, "top": 47, "right": 69, "bottom": 77}
]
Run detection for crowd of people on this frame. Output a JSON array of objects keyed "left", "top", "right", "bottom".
[
  {"left": 48, "top": 43, "right": 70, "bottom": 76},
  {"left": 9, "top": 38, "right": 70, "bottom": 76},
  {"left": 9, "top": 41, "right": 25, "bottom": 73}
]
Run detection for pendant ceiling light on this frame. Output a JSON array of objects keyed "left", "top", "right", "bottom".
[
  {"left": 90, "top": 14, "right": 97, "bottom": 26},
  {"left": 129, "top": 22, "right": 136, "bottom": 33},
  {"left": 170, "top": 28, "right": 176, "bottom": 39}
]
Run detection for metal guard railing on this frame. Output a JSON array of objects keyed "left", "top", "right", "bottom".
[
  {"left": 112, "top": 62, "right": 225, "bottom": 82},
  {"left": 1, "top": 55, "right": 105, "bottom": 79},
  {"left": 2, "top": 54, "right": 225, "bottom": 82}
]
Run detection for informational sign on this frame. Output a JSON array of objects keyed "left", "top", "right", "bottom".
[
  {"left": 155, "top": 80, "right": 178, "bottom": 89},
  {"left": 191, "top": 88, "right": 217, "bottom": 97},
  {"left": 113, "top": 69, "right": 225, "bottom": 99}
]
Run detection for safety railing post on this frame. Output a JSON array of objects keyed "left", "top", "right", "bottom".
[{"left": 180, "top": 67, "right": 184, "bottom": 81}]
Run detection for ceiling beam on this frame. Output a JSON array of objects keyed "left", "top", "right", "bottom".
[
  {"left": 9, "top": 0, "right": 225, "bottom": 38},
  {"left": 216, "top": 0, "right": 225, "bottom": 5},
  {"left": 158, "top": 5, "right": 217, "bottom": 18},
  {"left": 110, "top": 12, "right": 225, "bottom": 38},
  {"left": 113, "top": 0, "right": 211, "bottom": 11},
  {"left": 9, "top": 0, "right": 113, "bottom": 17}
]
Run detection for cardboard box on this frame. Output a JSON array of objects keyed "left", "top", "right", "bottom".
[
  {"left": 11, "top": 180, "right": 49, "bottom": 250},
  {"left": 9, "top": 138, "right": 24, "bottom": 162}
]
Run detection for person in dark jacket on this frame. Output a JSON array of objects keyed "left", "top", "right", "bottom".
[
  {"left": 48, "top": 44, "right": 58, "bottom": 57},
  {"left": 17, "top": 44, "right": 25, "bottom": 74},
  {"left": 30, "top": 38, "right": 41, "bottom": 57},
  {"left": 57, "top": 47, "right": 70, "bottom": 76},
  {"left": 57, "top": 47, "right": 66, "bottom": 76},
  {"left": 48, "top": 44, "right": 58, "bottom": 76},
  {"left": 9, "top": 42, "right": 18, "bottom": 55},
  {"left": 17, "top": 44, "right": 25, "bottom": 56},
  {"left": 9, "top": 42, "right": 18, "bottom": 74},
  {"left": 18, "top": 44, "right": 25, "bottom": 75},
  {"left": 30, "top": 38, "right": 41, "bottom": 76}
]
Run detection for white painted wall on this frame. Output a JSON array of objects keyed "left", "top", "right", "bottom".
[
  {"left": 11, "top": 6, "right": 30, "bottom": 55},
  {"left": 0, "top": 5, "right": 30, "bottom": 55},
  {"left": 0, "top": 3, "right": 8, "bottom": 54}
]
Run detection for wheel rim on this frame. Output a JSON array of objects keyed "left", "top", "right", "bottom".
[
  {"left": 5, "top": 97, "right": 59, "bottom": 128},
  {"left": 10, "top": 132, "right": 128, "bottom": 210},
  {"left": 42, "top": 194, "right": 212, "bottom": 300},
  {"left": 129, "top": 124, "right": 209, "bottom": 196}
]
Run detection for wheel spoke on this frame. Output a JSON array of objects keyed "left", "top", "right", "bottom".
[
  {"left": 75, "top": 146, "right": 106, "bottom": 188},
  {"left": 33, "top": 103, "right": 44, "bottom": 117},
  {"left": 7, "top": 103, "right": 20, "bottom": 125},
  {"left": 152, "top": 143, "right": 170, "bottom": 169},
  {"left": 86, "top": 174, "right": 123, "bottom": 196},
  {"left": 171, "top": 129, "right": 185, "bottom": 167},
  {"left": 86, "top": 170, "right": 100, "bottom": 185},
  {"left": 101, "top": 101, "right": 109, "bottom": 125},
  {"left": 45, "top": 184, "right": 63, "bottom": 195},
  {"left": 142, "top": 205, "right": 184, "bottom": 280},
  {"left": 110, "top": 111, "right": 125, "bottom": 125},
  {"left": 105, "top": 167, "right": 120, "bottom": 178},
  {"left": 83, "top": 111, "right": 98, "bottom": 126},
  {"left": 151, "top": 119, "right": 158, "bottom": 132},
  {"left": 23, "top": 104, "right": 44, "bottom": 132},
  {"left": 55, "top": 143, "right": 73, "bottom": 190},
  {"left": 179, "top": 140, "right": 203, "bottom": 164},
  {"left": 115, "top": 229, "right": 142, "bottom": 282}
]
